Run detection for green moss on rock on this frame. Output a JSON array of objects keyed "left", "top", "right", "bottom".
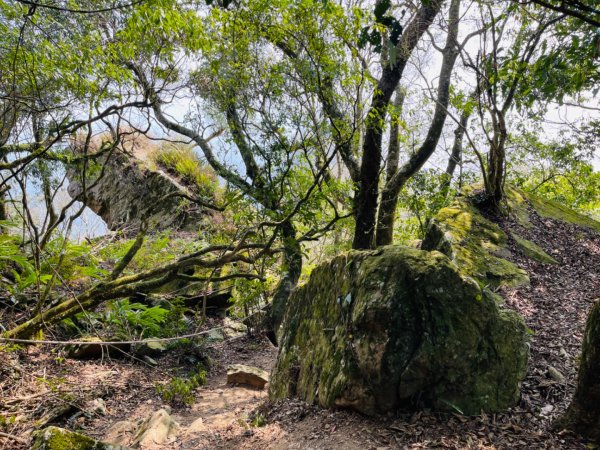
[
  {"left": 270, "top": 246, "right": 529, "bottom": 415},
  {"left": 422, "top": 198, "right": 528, "bottom": 288},
  {"left": 510, "top": 232, "right": 558, "bottom": 264},
  {"left": 523, "top": 191, "right": 600, "bottom": 233},
  {"left": 31, "top": 426, "right": 130, "bottom": 450}
]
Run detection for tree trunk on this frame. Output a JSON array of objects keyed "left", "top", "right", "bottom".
[
  {"left": 270, "top": 221, "right": 302, "bottom": 334},
  {"left": 374, "top": 0, "right": 460, "bottom": 247},
  {"left": 0, "top": 188, "right": 7, "bottom": 222},
  {"left": 352, "top": 0, "right": 443, "bottom": 250},
  {"left": 441, "top": 104, "right": 471, "bottom": 196},
  {"left": 554, "top": 299, "right": 600, "bottom": 440},
  {"left": 487, "top": 112, "right": 507, "bottom": 203},
  {"left": 376, "top": 90, "right": 405, "bottom": 246},
  {"left": 443, "top": 110, "right": 469, "bottom": 188}
]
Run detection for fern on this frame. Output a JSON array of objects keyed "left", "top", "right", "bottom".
[{"left": 104, "top": 299, "right": 170, "bottom": 338}]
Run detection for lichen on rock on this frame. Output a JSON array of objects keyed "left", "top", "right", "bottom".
[{"left": 270, "top": 246, "right": 529, "bottom": 416}]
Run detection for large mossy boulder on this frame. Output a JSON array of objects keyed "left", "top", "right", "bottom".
[{"left": 270, "top": 246, "right": 528, "bottom": 415}]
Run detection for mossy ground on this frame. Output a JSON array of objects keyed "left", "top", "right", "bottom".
[
  {"left": 510, "top": 232, "right": 558, "bottom": 264},
  {"left": 505, "top": 186, "right": 600, "bottom": 234}
]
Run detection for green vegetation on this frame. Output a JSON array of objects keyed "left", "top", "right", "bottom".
[
  {"left": 155, "top": 366, "right": 207, "bottom": 406},
  {"left": 151, "top": 144, "right": 219, "bottom": 198},
  {"left": 0, "top": 0, "right": 599, "bottom": 438},
  {"left": 1, "top": 0, "right": 597, "bottom": 341}
]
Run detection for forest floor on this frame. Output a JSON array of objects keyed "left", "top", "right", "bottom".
[{"left": 1, "top": 201, "right": 599, "bottom": 450}]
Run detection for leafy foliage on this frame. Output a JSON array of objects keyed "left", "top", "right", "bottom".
[
  {"left": 103, "top": 299, "right": 171, "bottom": 339},
  {"left": 155, "top": 366, "right": 207, "bottom": 406}
]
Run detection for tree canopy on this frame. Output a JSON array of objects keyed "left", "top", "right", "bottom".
[{"left": 0, "top": 0, "right": 598, "bottom": 335}]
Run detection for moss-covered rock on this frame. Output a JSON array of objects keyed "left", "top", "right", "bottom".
[
  {"left": 504, "top": 186, "right": 600, "bottom": 233},
  {"left": 422, "top": 197, "right": 529, "bottom": 288},
  {"left": 31, "top": 426, "right": 130, "bottom": 450},
  {"left": 510, "top": 232, "right": 558, "bottom": 264},
  {"left": 524, "top": 191, "right": 600, "bottom": 233},
  {"left": 270, "top": 246, "right": 528, "bottom": 415},
  {"left": 554, "top": 299, "right": 600, "bottom": 440},
  {"left": 67, "top": 145, "right": 217, "bottom": 233}
]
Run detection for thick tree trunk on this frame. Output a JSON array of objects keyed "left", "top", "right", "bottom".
[
  {"left": 0, "top": 188, "right": 7, "bottom": 222},
  {"left": 270, "top": 221, "right": 302, "bottom": 334},
  {"left": 554, "top": 299, "right": 600, "bottom": 440},
  {"left": 352, "top": 0, "right": 443, "bottom": 250}
]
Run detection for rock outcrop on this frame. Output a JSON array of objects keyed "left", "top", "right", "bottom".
[
  {"left": 67, "top": 138, "right": 216, "bottom": 233},
  {"left": 64, "top": 336, "right": 130, "bottom": 359},
  {"left": 269, "top": 246, "right": 528, "bottom": 415},
  {"left": 421, "top": 195, "right": 529, "bottom": 288},
  {"left": 422, "top": 186, "right": 598, "bottom": 289}
]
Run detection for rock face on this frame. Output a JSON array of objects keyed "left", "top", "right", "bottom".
[
  {"left": 67, "top": 142, "right": 213, "bottom": 233},
  {"left": 555, "top": 299, "right": 600, "bottom": 440},
  {"left": 31, "top": 426, "right": 130, "bottom": 450},
  {"left": 270, "top": 246, "right": 528, "bottom": 415}
]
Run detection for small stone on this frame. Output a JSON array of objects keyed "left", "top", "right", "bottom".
[
  {"left": 227, "top": 364, "right": 269, "bottom": 389},
  {"left": 104, "top": 420, "right": 137, "bottom": 447},
  {"left": 90, "top": 398, "right": 107, "bottom": 416},
  {"left": 143, "top": 356, "right": 158, "bottom": 367},
  {"left": 223, "top": 317, "right": 247, "bottom": 339},
  {"left": 541, "top": 404, "right": 554, "bottom": 415},
  {"left": 206, "top": 329, "right": 225, "bottom": 342},
  {"left": 548, "top": 366, "right": 565, "bottom": 383},
  {"left": 64, "top": 336, "right": 130, "bottom": 359},
  {"left": 187, "top": 417, "right": 206, "bottom": 434}
]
